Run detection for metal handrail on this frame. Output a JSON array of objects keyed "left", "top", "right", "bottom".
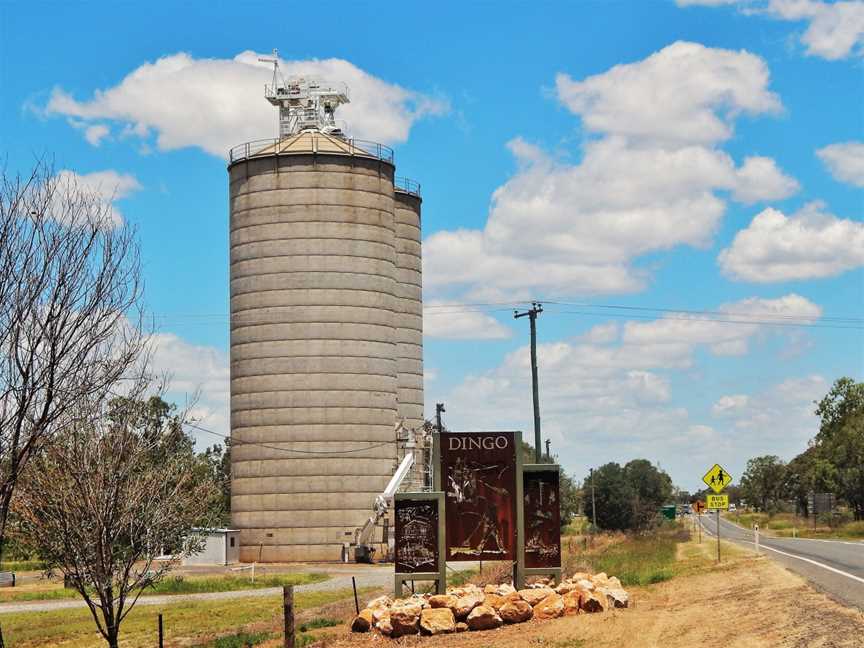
[
  {"left": 394, "top": 176, "right": 421, "bottom": 196},
  {"left": 228, "top": 136, "right": 394, "bottom": 165}
]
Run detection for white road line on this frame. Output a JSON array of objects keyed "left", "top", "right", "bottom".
[
  {"left": 700, "top": 519, "right": 864, "bottom": 586},
  {"left": 718, "top": 518, "right": 863, "bottom": 545}
]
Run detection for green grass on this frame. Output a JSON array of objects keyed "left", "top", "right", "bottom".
[
  {"left": 565, "top": 525, "right": 689, "bottom": 587},
  {"left": 0, "top": 561, "right": 46, "bottom": 572},
  {"left": 148, "top": 572, "right": 327, "bottom": 594},
  {"left": 724, "top": 511, "right": 864, "bottom": 540},
  {"left": 1, "top": 586, "right": 378, "bottom": 647},
  {"left": 0, "top": 572, "right": 328, "bottom": 603},
  {"left": 297, "top": 617, "right": 339, "bottom": 632},
  {"left": 211, "top": 631, "right": 273, "bottom": 647}
]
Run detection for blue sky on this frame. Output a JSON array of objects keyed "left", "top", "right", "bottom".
[{"left": 1, "top": 0, "right": 862, "bottom": 492}]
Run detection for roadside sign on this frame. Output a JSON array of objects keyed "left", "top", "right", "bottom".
[
  {"left": 702, "top": 463, "right": 732, "bottom": 494},
  {"left": 706, "top": 494, "right": 729, "bottom": 509},
  {"left": 694, "top": 500, "right": 705, "bottom": 514}
]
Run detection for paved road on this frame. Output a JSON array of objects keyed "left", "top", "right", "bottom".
[{"left": 697, "top": 513, "right": 864, "bottom": 611}]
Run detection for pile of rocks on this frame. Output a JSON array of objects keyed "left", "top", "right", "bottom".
[{"left": 351, "top": 572, "right": 629, "bottom": 638}]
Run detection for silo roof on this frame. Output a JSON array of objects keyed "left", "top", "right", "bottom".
[{"left": 228, "top": 131, "right": 394, "bottom": 165}]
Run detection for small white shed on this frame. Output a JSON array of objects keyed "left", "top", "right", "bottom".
[{"left": 182, "top": 528, "right": 241, "bottom": 566}]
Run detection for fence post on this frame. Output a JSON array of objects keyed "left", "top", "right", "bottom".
[
  {"left": 158, "top": 613, "right": 163, "bottom": 648},
  {"left": 352, "top": 576, "right": 359, "bottom": 615},
  {"left": 283, "top": 585, "right": 294, "bottom": 648}
]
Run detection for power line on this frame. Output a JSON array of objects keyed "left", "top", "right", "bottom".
[{"left": 185, "top": 421, "right": 394, "bottom": 456}]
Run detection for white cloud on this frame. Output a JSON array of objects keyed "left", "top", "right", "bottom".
[
  {"left": 732, "top": 156, "right": 800, "bottom": 202},
  {"left": 555, "top": 41, "right": 781, "bottom": 146},
  {"left": 719, "top": 202, "right": 864, "bottom": 282},
  {"left": 712, "top": 375, "right": 828, "bottom": 457},
  {"left": 84, "top": 124, "right": 110, "bottom": 146},
  {"left": 432, "top": 294, "right": 823, "bottom": 484},
  {"left": 767, "top": 0, "right": 864, "bottom": 60},
  {"left": 423, "top": 303, "right": 512, "bottom": 339},
  {"left": 149, "top": 332, "right": 230, "bottom": 444},
  {"left": 817, "top": 141, "right": 864, "bottom": 187},
  {"left": 425, "top": 42, "right": 795, "bottom": 300},
  {"left": 712, "top": 394, "right": 751, "bottom": 415},
  {"left": 677, "top": 1, "right": 864, "bottom": 61},
  {"left": 45, "top": 51, "right": 447, "bottom": 157},
  {"left": 53, "top": 169, "right": 141, "bottom": 227},
  {"left": 620, "top": 293, "right": 822, "bottom": 361}
]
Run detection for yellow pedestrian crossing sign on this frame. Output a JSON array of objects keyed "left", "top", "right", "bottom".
[{"left": 703, "top": 463, "right": 732, "bottom": 494}]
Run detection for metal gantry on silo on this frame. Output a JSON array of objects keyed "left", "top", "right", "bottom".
[{"left": 228, "top": 57, "right": 425, "bottom": 562}]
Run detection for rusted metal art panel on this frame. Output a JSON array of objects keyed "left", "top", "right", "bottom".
[
  {"left": 440, "top": 432, "right": 517, "bottom": 561},
  {"left": 524, "top": 470, "right": 561, "bottom": 568},
  {"left": 394, "top": 498, "right": 439, "bottom": 573}
]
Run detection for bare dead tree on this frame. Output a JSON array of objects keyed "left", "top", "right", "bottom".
[
  {"left": 14, "top": 380, "right": 219, "bottom": 648},
  {"left": 0, "top": 160, "right": 145, "bottom": 558}
]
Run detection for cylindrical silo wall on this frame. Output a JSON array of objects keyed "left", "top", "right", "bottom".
[
  {"left": 229, "top": 153, "right": 398, "bottom": 562},
  {"left": 394, "top": 190, "right": 424, "bottom": 433}
]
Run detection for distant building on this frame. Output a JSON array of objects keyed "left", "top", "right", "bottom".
[{"left": 182, "top": 529, "right": 241, "bottom": 566}]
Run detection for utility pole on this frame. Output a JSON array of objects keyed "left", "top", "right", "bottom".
[
  {"left": 435, "top": 403, "right": 445, "bottom": 434},
  {"left": 590, "top": 467, "right": 597, "bottom": 531},
  {"left": 514, "top": 302, "right": 543, "bottom": 463}
]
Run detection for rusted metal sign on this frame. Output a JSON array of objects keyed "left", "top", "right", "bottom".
[
  {"left": 440, "top": 432, "right": 517, "bottom": 561},
  {"left": 523, "top": 469, "right": 561, "bottom": 568},
  {"left": 394, "top": 498, "right": 440, "bottom": 573}
]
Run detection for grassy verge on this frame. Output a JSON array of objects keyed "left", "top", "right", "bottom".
[
  {"left": 723, "top": 511, "right": 864, "bottom": 539},
  {"left": 0, "top": 561, "right": 46, "bottom": 572},
  {"left": 563, "top": 524, "right": 690, "bottom": 586},
  {"left": 0, "top": 572, "right": 328, "bottom": 603},
  {"left": 0, "top": 586, "right": 376, "bottom": 647}
]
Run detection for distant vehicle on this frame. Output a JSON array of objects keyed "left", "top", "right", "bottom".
[{"left": 729, "top": 503, "right": 737, "bottom": 512}]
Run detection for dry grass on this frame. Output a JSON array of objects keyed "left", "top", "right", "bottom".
[{"left": 323, "top": 535, "right": 864, "bottom": 648}]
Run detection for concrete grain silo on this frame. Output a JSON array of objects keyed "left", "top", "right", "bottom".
[{"left": 228, "top": 70, "right": 425, "bottom": 561}]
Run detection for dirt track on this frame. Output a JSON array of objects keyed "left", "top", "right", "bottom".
[{"left": 320, "top": 541, "right": 864, "bottom": 648}]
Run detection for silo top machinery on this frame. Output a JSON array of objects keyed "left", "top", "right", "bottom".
[{"left": 228, "top": 52, "right": 426, "bottom": 562}]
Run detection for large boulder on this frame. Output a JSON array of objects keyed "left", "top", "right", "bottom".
[
  {"left": 601, "top": 587, "right": 630, "bottom": 609},
  {"left": 466, "top": 604, "right": 503, "bottom": 631},
  {"left": 484, "top": 584, "right": 498, "bottom": 594},
  {"left": 429, "top": 594, "right": 458, "bottom": 610},
  {"left": 366, "top": 595, "right": 392, "bottom": 610},
  {"left": 606, "top": 576, "right": 623, "bottom": 589},
  {"left": 499, "top": 599, "right": 533, "bottom": 624},
  {"left": 420, "top": 607, "right": 456, "bottom": 635},
  {"left": 390, "top": 604, "right": 421, "bottom": 638},
  {"left": 498, "top": 583, "right": 517, "bottom": 596},
  {"left": 377, "top": 617, "right": 393, "bottom": 636},
  {"left": 562, "top": 590, "right": 582, "bottom": 615},
  {"left": 533, "top": 593, "right": 565, "bottom": 620},
  {"left": 455, "top": 622, "right": 469, "bottom": 633},
  {"left": 454, "top": 592, "right": 485, "bottom": 620},
  {"left": 483, "top": 593, "right": 510, "bottom": 611},
  {"left": 555, "top": 581, "right": 577, "bottom": 594},
  {"left": 576, "top": 578, "right": 595, "bottom": 592},
  {"left": 581, "top": 591, "right": 608, "bottom": 613},
  {"left": 351, "top": 608, "right": 374, "bottom": 632},
  {"left": 372, "top": 606, "right": 390, "bottom": 626},
  {"left": 518, "top": 587, "right": 555, "bottom": 606}
]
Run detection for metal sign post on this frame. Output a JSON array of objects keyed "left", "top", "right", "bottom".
[{"left": 703, "top": 464, "right": 732, "bottom": 564}]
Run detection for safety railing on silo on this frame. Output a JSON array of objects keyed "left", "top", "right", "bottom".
[
  {"left": 394, "top": 176, "right": 421, "bottom": 196},
  {"left": 228, "top": 137, "right": 394, "bottom": 164}
]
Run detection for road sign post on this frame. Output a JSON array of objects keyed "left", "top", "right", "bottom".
[{"left": 702, "top": 464, "right": 733, "bottom": 564}]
